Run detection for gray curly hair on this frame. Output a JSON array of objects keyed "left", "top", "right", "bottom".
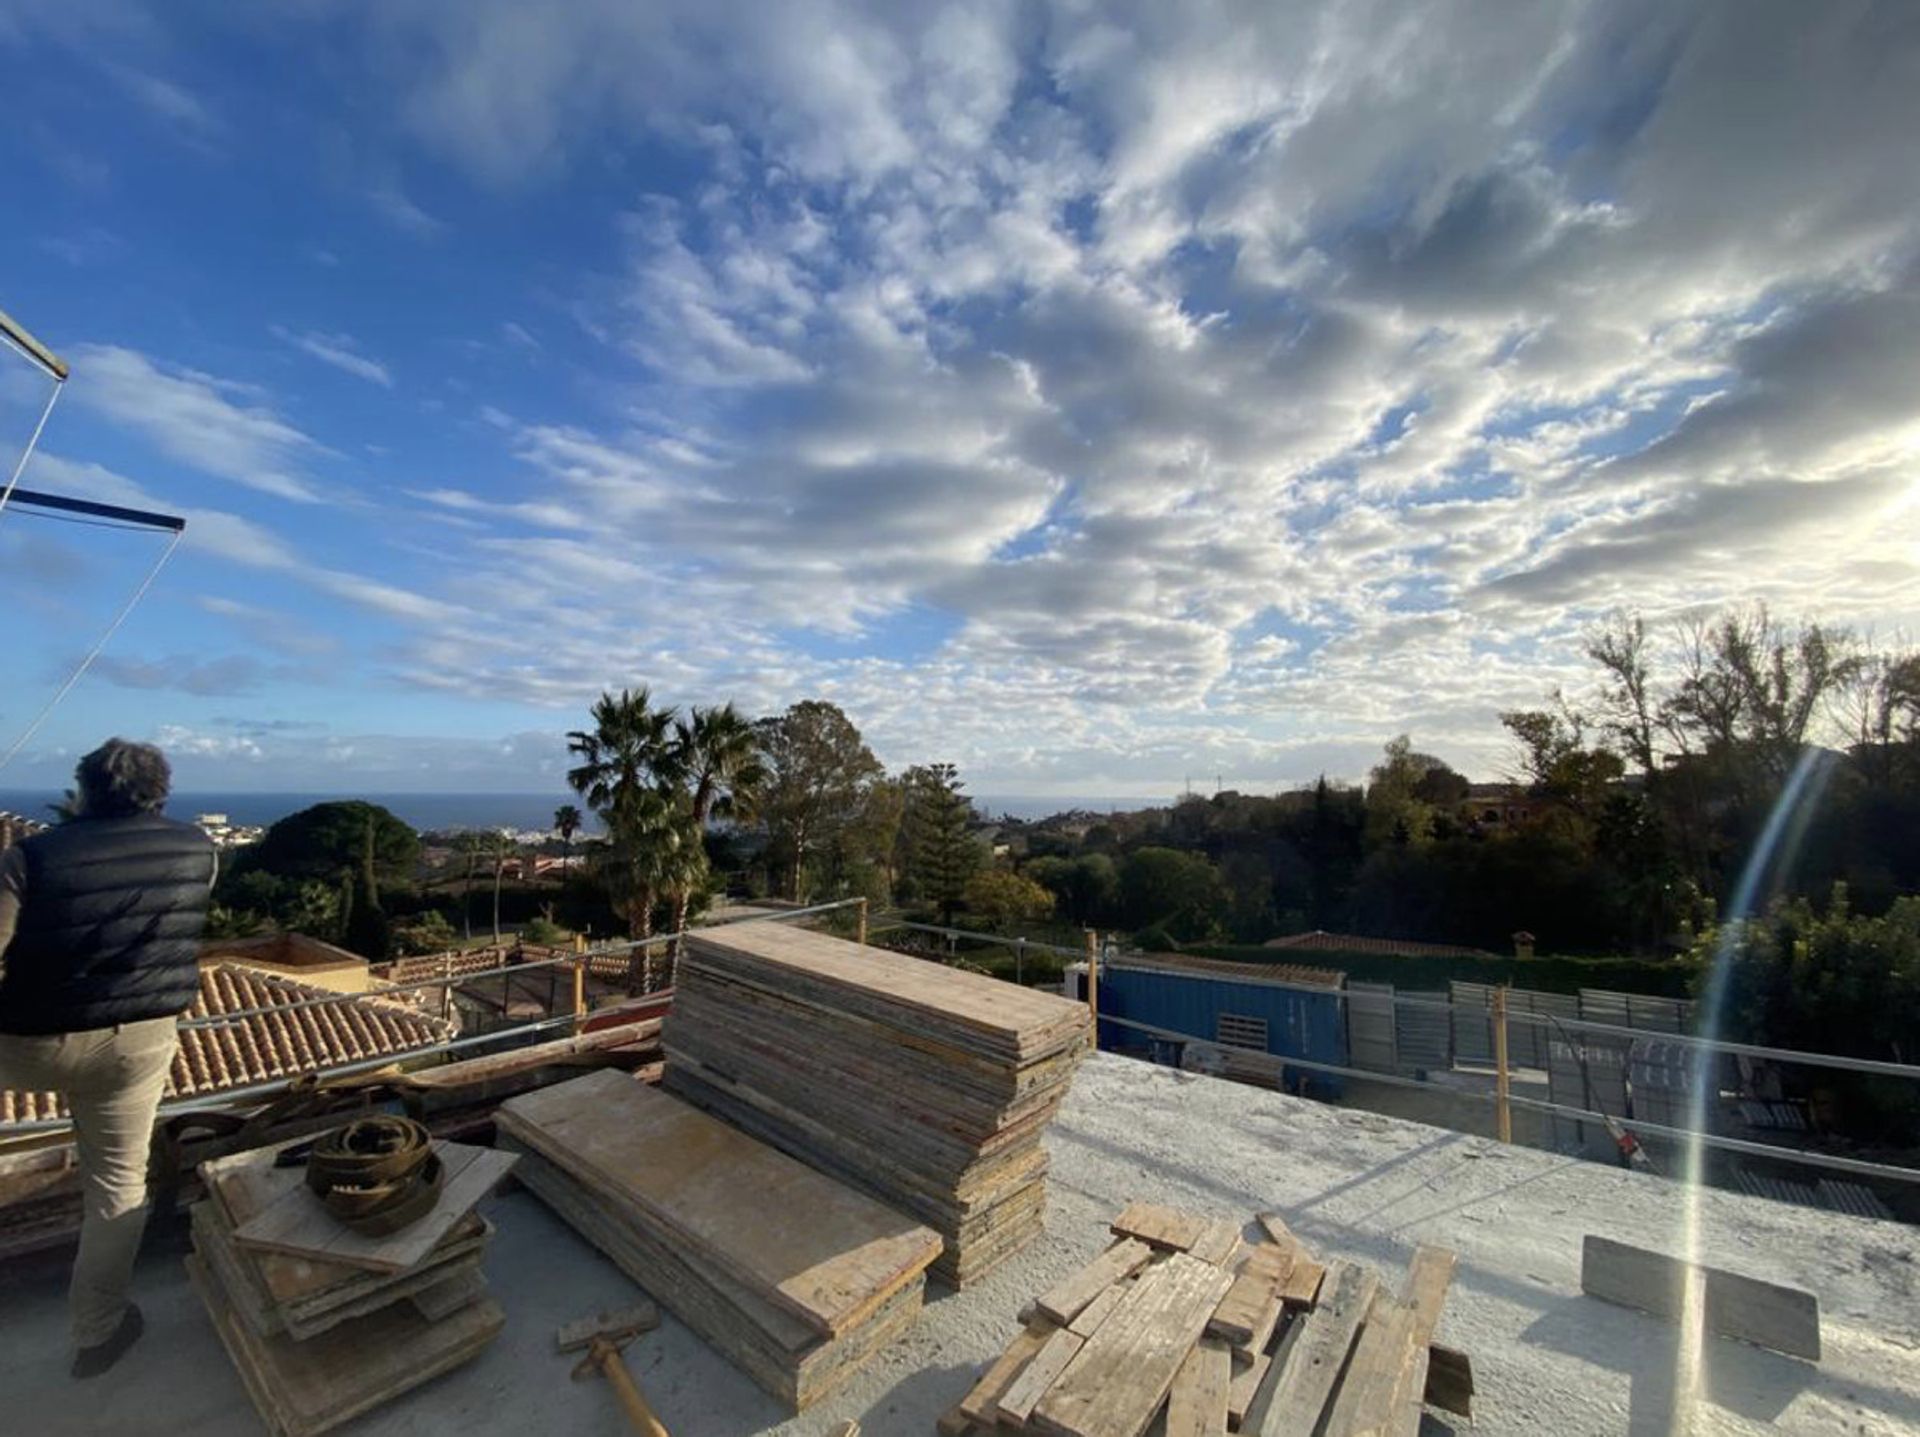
[{"left": 75, "top": 738, "right": 173, "bottom": 817}]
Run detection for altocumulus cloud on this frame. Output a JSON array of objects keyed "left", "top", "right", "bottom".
[{"left": 20, "top": 1, "right": 1920, "bottom": 793}]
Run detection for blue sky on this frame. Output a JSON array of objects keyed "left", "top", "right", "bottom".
[{"left": 2, "top": 1, "right": 1917, "bottom": 797}]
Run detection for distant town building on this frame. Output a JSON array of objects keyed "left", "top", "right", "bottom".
[{"left": 194, "top": 812, "right": 265, "bottom": 849}]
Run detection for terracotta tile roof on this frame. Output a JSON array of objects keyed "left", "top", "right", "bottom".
[
  {"left": 1, "top": 963, "right": 456, "bottom": 1126},
  {"left": 1262, "top": 929, "right": 1497, "bottom": 959},
  {"left": 1116, "top": 951, "right": 1345, "bottom": 990}
]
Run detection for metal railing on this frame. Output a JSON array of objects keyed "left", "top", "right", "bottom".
[
  {"left": 1091, "top": 1008, "right": 1920, "bottom": 1189},
  {"left": 0, "top": 899, "right": 865, "bottom": 1136}
]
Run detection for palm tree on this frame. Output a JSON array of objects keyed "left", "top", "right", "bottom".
[
  {"left": 553, "top": 803, "right": 583, "bottom": 873},
  {"left": 569, "top": 688, "right": 683, "bottom": 943},
  {"left": 676, "top": 703, "right": 767, "bottom": 827},
  {"left": 458, "top": 831, "right": 487, "bottom": 940},
  {"left": 667, "top": 703, "right": 766, "bottom": 940},
  {"left": 567, "top": 688, "right": 681, "bottom": 824},
  {"left": 488, "top": 831, "right": 517, "bottom": 944}
]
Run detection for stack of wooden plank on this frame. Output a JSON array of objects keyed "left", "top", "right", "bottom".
[
  {"left": 187, "top": 1137, "right": 516, "bottom": 1437},
  {"left": 940, "top": 1201, "right": 1474, "bottom": 1436},
  {"left": 496, "top": 1068, "right": 945, "bottom": 1411},
  {"left": 662, "top": 923, "right": 1091, "bottom": 1284}
]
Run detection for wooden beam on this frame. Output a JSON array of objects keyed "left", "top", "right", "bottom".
[
  {"left": 957, "top": 1322, "right": 1056, "bottom": 1428},
  {"left": 1580, "top": 1234, "right": 1821, "bottom": 1361},
  {"left": 1034, "top": 1238, "right": 1156, "bottom": 1326},
  {"left": 1164, "top": 1336, "right": 1231, "bottom": 1437},
  {"left": 1250, "top": 1260, "right": 1378, "bottom": 1437},
  {"left": 998, "top": 1325, "right": 1087, "bottom": 1428},
  {"left": 1320, "top": 1292, "right": 1421, "bottom": 1437}
]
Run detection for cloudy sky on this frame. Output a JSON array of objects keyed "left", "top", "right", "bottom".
[{"left": 1, "top": 1, "right": 1916, "bottom": 798}]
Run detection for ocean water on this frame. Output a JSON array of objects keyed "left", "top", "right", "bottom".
[{"left": 0, "top": 789, "right": 1155, "bottom": 833}]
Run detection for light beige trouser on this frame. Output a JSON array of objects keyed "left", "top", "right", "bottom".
[{"left": 0, "top": 1015, "right": 178, "bottom": 1347}]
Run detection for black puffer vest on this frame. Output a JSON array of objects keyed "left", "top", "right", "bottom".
[{"left": 1, "top": 811, "right": 215, "bottom": 1035}]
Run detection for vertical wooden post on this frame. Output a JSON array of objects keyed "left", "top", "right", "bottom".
[
  {"left": 1084, "top": 930, "right": 1099, "bottom": 1034},
  {"left": 1492, "top": 984, "right": 1512, "bottom": 1143},
  {"left": 440, "top": 951, "right": 452, "bottom": 1024},
  {"left": 856, "top": 896, "right": 869, "bottom": 947},
  {"left": 571, "top": 957, "right": 587, "bottom": 1037}
]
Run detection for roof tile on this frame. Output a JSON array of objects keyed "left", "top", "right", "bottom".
[{"left": 3, "top": 962, "right": 455, "bottom": 1125}]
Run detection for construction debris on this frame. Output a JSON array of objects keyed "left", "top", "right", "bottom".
[
  {"left": 497, "top": 1068, "right": 944, "bottom": 1412},
  {"left": 664, "top": 922, "right": 1092, "bottom": 1284},
  {"left": 187, "top": 1134, "right": 513, "bottom": 1436},
  {"left": 940, "top": 1204, "right": 1469, "bottom": 1436}
]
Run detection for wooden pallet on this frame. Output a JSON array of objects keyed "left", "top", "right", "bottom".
[{"left": 938, "top": 1205, "right": 1471, "bottom": 1437}]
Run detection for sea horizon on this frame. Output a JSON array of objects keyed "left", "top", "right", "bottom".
[{"left": 0, "top": 789, "right": 1160, "bottom": 833}]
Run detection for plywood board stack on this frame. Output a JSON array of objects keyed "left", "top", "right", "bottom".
[
  {"left": 187, "top": 1137, "right": 512, "bottom": 1437},
  {"left": 496, "top": 1068, "right": 944, "bottom": 1412},
  {"left": 938, "top": 1203, "right": 1473, "bottom": 1437},
  {"left": 663, "top": 922, "right": 1092, "bottom": 1285}
]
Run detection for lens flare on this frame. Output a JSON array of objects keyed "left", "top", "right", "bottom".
[{"left": 1669, "top": 745, "right": 1835, "bottom": 1432}]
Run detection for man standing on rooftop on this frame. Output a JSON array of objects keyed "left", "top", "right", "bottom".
[{"left": 0, "top": 739, "right": 216, "bottom": 1377}]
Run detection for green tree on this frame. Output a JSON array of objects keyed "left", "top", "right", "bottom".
[
  {"left": 963, "top": 868, "right": 1054, "bottom": 930},
  {"left": 240, "top": 801, "right": 419, "bottom": 888},
  {"left": 1705, "top": 887, "right": 1920, "bottom": 1140},
  {"left": 342, "top": 809, "right": 394, "bottom": 959},
  {"left": 1024, "top": 853, "right": 1120, "bottom": 927},
  {"left": 754, "top": 701, "right": 884, "bottom": 901},
  {"left": 1363, "top": 736, "right": 1441, "bottom": 848},
  {"left": 902, "top": 763, "right": 980, "bottom": 922},
  {"left": 391, "top": 910, "right": 457, "bottom": 956},
  {"left": 1119, "top": 846, "right": 1227, "bottom": 941}
]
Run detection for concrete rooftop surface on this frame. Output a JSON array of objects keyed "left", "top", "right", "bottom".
[{"left": 3, "top": 1053, "right": 1916, "bottom": 1436}]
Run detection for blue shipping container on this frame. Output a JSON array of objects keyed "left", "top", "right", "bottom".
[{"left": 1087, "top": 960, "right": 1347, "bottom": 1098}]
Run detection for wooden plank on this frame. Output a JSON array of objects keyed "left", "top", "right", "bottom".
[
  {"left": 997, "top": 1326, "right": 1087, "bottom": 1428},
  {"left": 1163, "top": 1338, "right": 1231, "bottom": 1437},
  {"left": 1254, "top": 1213, "right": 1294, "bottom": 1248},
  {"left": 1580, "top": 1234, "right": 1821, "bottom": 1361},
  {"left": 1069, "top": 1281, "right": 1132, "bottom": 1338},
  {"left": 1251, "top": 1261, "right": 1378, "bottom": 1437},
  {"left": 1032, "top": 1252, "right": 1235, "bottom": 1437},
  {"left": 498, "top": 1071, "right": 941, "bottom": 1337},
  {"left": 409, "top": 1269, "right": 488, "bottom": 1322},
  {"left": 1111, "top": 1201, "right": 1210, "bottom": 1252},
  {"left": 1320, "top": 1293, "right": 1421, "bottom": 1437},
  {"left": 1209, "top": 1246, "right": 1291, "bottom": 1346},
  {"left": 1276, "top": 1258, "right": 1324, "bottom": 1310},
  {"left": 1034, "top": 1239, "right": 1156, "bottom": 1326},
  {"left": 1188, "top": 1219, "right": 1244, "bottom": 1268},
  {"left": 958, "top": 1322, "right": 1057, "bottom": 1427},
  {"left": 1398, "top": 1245, "right": 1455, "bottom": 1346},
  {"left": 231, "top": 1142, "right": 516, "bottom": 1276},
  {"left": 1226, "top": 1350, "right": 1269, "bottom": 1430}
]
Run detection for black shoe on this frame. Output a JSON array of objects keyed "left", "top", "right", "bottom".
[{"left": 71, "top": 1304, "right": 143, "bottom": 1379}]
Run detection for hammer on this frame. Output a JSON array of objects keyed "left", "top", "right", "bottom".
[{"left": 558, "top": 1302, "right": 669, "bottom": 1437}]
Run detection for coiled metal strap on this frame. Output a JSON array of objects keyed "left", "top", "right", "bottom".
[{"left": 303, "top": 1115, "right": 444, "bottom": 1236}]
